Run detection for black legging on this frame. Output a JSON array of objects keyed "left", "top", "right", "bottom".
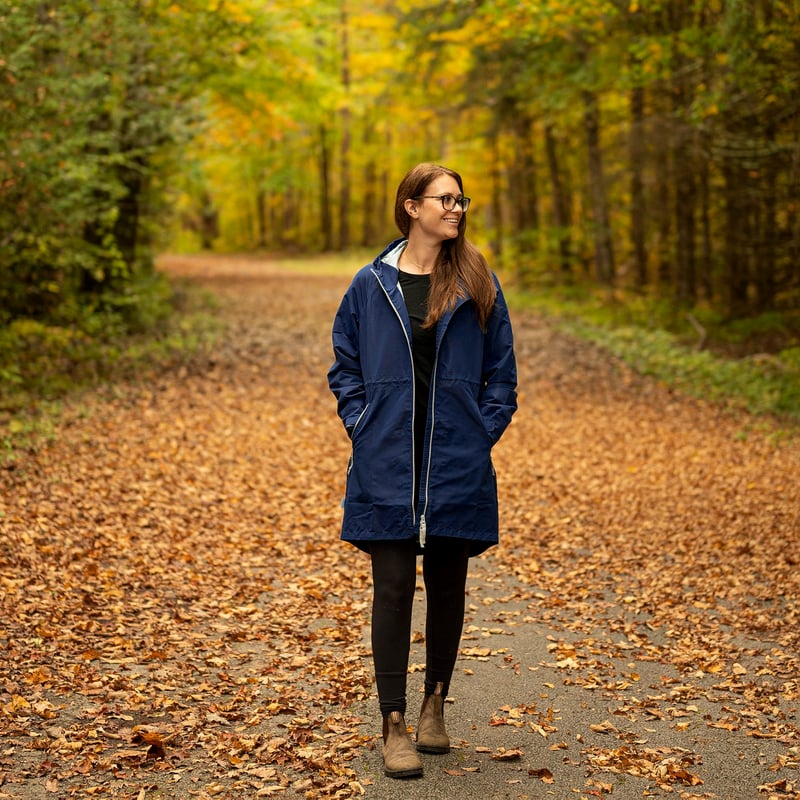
[{"left": 370, "top": 537, "right": 470, "bottom": 717}]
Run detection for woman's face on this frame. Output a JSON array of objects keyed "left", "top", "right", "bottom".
[{"left": 409, "top": 174, "right": 464, "bottom": 242}]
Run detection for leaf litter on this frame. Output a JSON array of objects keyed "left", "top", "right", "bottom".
[{"left": 1, "top": 254, "right": 799, "bottom": 799}]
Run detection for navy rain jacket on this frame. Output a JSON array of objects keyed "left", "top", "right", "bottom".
[{"left": 328, "top": 238, "right": 518, "bottom": 554}]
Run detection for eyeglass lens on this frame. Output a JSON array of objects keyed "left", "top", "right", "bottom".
[
  {"left": 414, "top": 194, "right": 471, "bottom": 211},
  {"left": 442, "top": 195, "right": 470, "bottom": 211}
]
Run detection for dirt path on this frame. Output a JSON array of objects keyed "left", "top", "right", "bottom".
[{"left": 1, "top": 254, "right": 798, "bottom": 800}]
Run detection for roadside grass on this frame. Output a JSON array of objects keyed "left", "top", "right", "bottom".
[
  {"left": 505, "top": 281, "right": 800, "bottom": 430},
  {"left": 264, "top": 248, "right": 376, "bottom": 276},
  {"left": 0, "top": 277, "right": 220, "bottom": 464}
]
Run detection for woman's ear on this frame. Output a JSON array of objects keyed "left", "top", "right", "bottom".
[{"left": 404, "top": 198, "right": 419, "bottom": 219}]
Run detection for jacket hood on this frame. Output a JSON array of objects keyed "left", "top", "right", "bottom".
[{"left": 371, "top": 238, "right": 406, "bottom": 274}]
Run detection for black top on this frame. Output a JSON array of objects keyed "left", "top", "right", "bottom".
[{"left": 398, "top": 269, "right": 436, "bottom": 496}]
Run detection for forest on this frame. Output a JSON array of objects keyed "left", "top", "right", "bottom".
[
  {"left": 2, "top": 0, "right": 799, "bottom": 334},
  {"left": 3, "top": 6, "right": 800, "bottom": 796}
]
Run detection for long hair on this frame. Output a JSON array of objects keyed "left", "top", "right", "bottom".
[{"left": 394, "top": 163, "right": 496, "bottom": 331}]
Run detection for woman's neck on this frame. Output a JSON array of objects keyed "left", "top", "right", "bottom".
[{"left": 399, "top": 243, "right": 437, "bottom": 275}]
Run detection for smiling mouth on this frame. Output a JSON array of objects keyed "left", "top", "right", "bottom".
[{"left": 444, "top": 217, "right": 459, "bottom": 224}]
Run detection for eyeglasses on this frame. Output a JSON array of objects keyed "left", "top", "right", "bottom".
[{"left": 414, "top": 194, "right": 471, "bottom": 212}]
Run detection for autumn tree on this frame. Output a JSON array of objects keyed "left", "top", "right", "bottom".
[
  {"left": 0, "top": 0, "right": 248, "bottom": 325},
  {"left": 5, "top": 0, "right": 798, "bottom": 328}
]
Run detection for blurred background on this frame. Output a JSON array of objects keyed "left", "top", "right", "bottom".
[{"left": 2, "top": 0, "right": 799, "bottom": 421}]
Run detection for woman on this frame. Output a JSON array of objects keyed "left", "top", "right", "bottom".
[{"left": 327, "top": 163, "right": 517, "bottom": 779}]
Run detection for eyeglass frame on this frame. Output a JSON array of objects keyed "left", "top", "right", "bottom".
[{"left": 413, "top": 193, "right": 471, "bottom": 212}]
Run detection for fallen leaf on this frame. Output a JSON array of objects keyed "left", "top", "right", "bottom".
[
  {"left": 529, "top": 767, "right": 554, "bottom": 783},
  {"left": 492, "top": 747, "right": 524, "bottom": 761}
]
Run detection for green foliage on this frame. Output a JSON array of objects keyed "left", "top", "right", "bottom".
[
  {"left": 0, "top": 0, "right": 248, "bottom": 325},
  {"left": 0, "top": 274, "right": 220, "bottom": 433},
  {"left": 508, "top": 283, "right": 800, "bottom": 424},
  {"left": 580, "top": 324, "right": 799, "bottom": 420},
  {"left": 780, "top": 346, "right": 800, "bottom": 372}
]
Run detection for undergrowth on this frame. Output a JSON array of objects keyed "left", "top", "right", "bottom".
[
  {"left": 0, "top": 276, "right": 220, "bottom": 463},
  {"left": 506, "top": 282, "right": 800, "bottom": 427}
]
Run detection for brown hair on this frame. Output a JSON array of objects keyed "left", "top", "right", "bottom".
[{"left": 394, "top": 163, "right": 496, "bottom": 331}]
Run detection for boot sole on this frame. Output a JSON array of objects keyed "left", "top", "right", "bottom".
[
  {"left": 416, "top": 743, "right": 450, "bottom": 754},
  {"left": 384, "top": 766, "right": 423, "bottom": 778}
]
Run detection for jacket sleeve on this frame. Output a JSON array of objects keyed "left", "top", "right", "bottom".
[
  {"left": 327, "top": 283, "right": 366, "bottom": 437},
  {"left": 480, "top": 278, "right": 518, "bottom": 445}
]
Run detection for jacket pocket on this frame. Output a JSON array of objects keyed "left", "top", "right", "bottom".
[
  {"left": 347, "top": 403, "right": 370, "bottom": 481},
  {"left": 349, "top": 403, "right": 370, "bottom": 441}
]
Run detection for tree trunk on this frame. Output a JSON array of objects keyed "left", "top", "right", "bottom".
[
  {"left": 756, "top": 125, "right": 778, "bottom": 311},
  {"left": 582, "top": 87, "right": 615, "bottom": 284},
  {"left": 112, "top": 162, "right": 142, "bottom": 268},
  {"left": 672, "top": 121, "right": 696, "bottom": 304},
  {"left": 650, "top": 82, "right": 673, "bottom": 287},
  {"left": 362, "top": 155, "right": 377, "bottom": 247},
  {"left": 544, "top": 123, "right": 572, "bottom": 276},
  {"left": 671, "top": 27, "right": 697, "bottom": 305},
  {"left": 338, "top": 0, "right": 351, "bottom": 250},
  {"left": 489, "top": 125, "right": 503, "bottom": 262},
  {"left": 280, "top": 185, "right": 295, "bottom": 248},
  {"left": 722, "top": 159, "right": 750, "bottom": 317},
  {"left": 379, "top": 130, "right": 391, "bottom": 241},
  {"left": 319, "top": 123, "right": 333, "bottom": 251},
  {"left": 509, "top": 111, "right": 539, "bottom": 234},
  {"left": 698, "top": 151, "right": 713, "bottom": 301},
  {"left": 256, "top": 187, "right": 267, "bottom": 249},
  {"left": 200, "top": 191, "right": 218, "bottom": 250},
  {"left": 629, "top": 83, "right": 647, "bottom": 288}
]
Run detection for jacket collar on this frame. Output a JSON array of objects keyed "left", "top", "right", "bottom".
[
  {"left": 371, "top": 238, "right": 406, "bottom": 285},
  {"left": 371, "top": 239, "right": 411, "bottom": 339},
  {"left": 371, "top": 238, "right": 473, "bottom": 345}
]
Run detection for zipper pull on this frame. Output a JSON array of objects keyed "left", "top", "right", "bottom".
[{"left": 419, "top": 514, "right": 426, "bottom": 548}]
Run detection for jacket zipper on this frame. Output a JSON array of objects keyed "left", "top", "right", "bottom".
[
  {"left": 418, "top": 351, "right": 440, "bottom": 549},
  {"left": 371, "top": 270, "right": 418, "bottom": 532}
]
